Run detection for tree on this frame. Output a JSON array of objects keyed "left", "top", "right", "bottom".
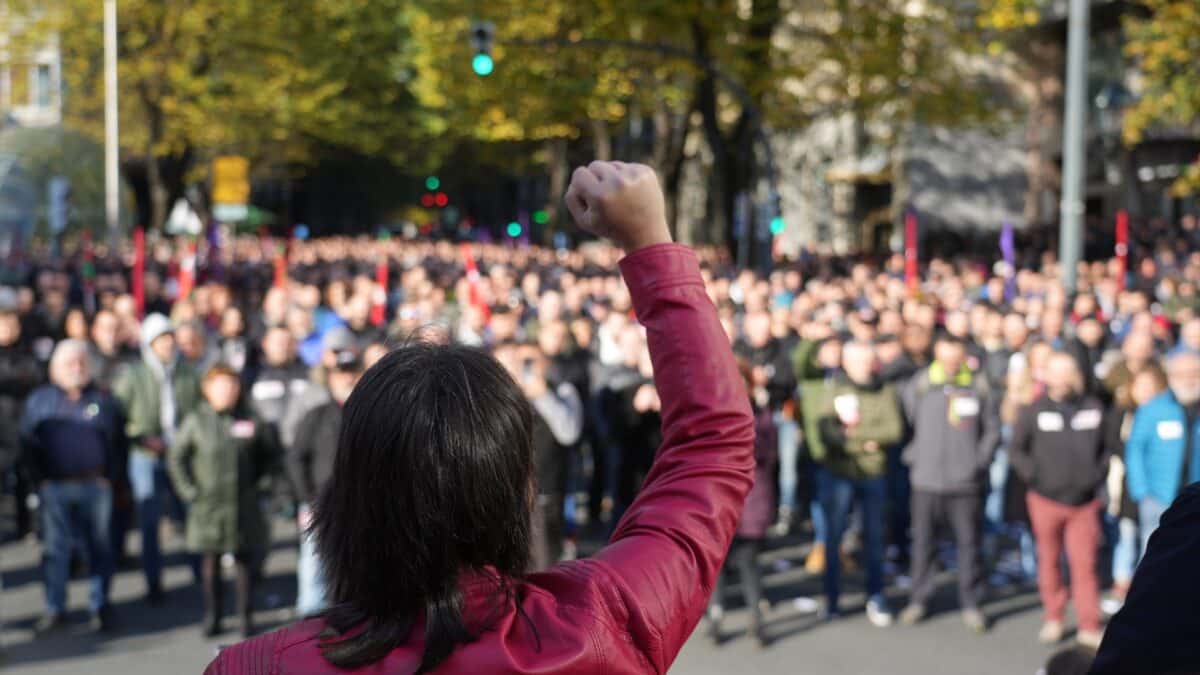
[
  {"left": 17, "top": 0, "right": 422, "bottom": 229},
  {"left": 1123, "top": 0, "right": 1200, "bottom": 195}
]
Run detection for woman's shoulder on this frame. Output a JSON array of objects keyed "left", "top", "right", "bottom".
[{"left": 205, "top": 619, "right": 325, "bottom": 675}]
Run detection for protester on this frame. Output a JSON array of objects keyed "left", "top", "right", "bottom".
[
  {"left": 1104, "top": 362, "right": 1167, "bottom": 613},
  {"left": 803, "top": 341, "right": 904, "bottom": 625},
  {"left": 706, "top": 360, "right": 778, "bottom": 646},
  {"left": 19, "top": 340, "right": 126, "bottom": 632},
  {"left": 286, "top": 349, "right": 363, "bottom": 616},
  {"left": 1009, "top": 352, "right": 1113, "bottom": 648},
  {"left": 0, "top": 298, "right": 44, "bottom": 540},
  {"left": 207, "top": 161, "right": 756, "bottom": 673},
  {"left": 167, "top": 364, "right": 281, "bottom": 638},
  {"left": 114, "top": 314, "right": 201, "bottom": 603},
  {"left": 899, "top": 334, "right": 999, "bottom": 633},
  {"left": 1124, "top": 350, "right": 1200, "bottom": 555}
]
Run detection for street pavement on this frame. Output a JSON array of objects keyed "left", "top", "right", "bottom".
[{"left": 1, "top": 521, "right": 1072, "bottom": 674}]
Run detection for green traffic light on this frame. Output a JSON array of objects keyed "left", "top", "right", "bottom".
[
  {"left": 506, "top": 221, "right": 522, "bottom": 237},
  {"left": 533, "top": 210, "right": 549, "bottom": 225},
  {"left": 770, "top": 216, "right": 785, "bottom": 235},
  {"left": 472, "top": 53, "right": 495, "bottom": 76},
  {"left": 425, "top": 176, "right": 440, "bottom": 191}
]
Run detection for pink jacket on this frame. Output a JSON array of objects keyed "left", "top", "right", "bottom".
[{"left": 206, "top": 243, "right": 755, "bottom": 674}]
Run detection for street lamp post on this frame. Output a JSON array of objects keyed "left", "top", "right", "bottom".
[
  {"left": 104, "top": 0, "right": 119, "bottom": 243},
  {"left": 1059, "top": 0, "right": 1090, "bottom": 294}
]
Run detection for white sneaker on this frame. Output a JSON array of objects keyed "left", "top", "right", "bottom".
[
  {"left": 1038, "top": 620, "right": 1064, "bottom": 645},
  {"left": 1100, "top": 597, "right": 1124, "bottom": 616},
  {"left": 866, "top": 598, "right": 894, "bottom": 628},
  {"left": 791, "top": 596, "right": 820, "bottom": 614}
]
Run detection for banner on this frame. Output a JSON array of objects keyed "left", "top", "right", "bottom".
[
  {"left": 904, "top": 210, "right": 918, "bottom": 298},
  {"left": 1000, "top": 220, "right": 1016, "bottom": 302},
  {"left": 133, "top": 227, "right": 145, "bottom": 319},
  {"left": 177, "top": 240, "right": 197, "bottom": 301},
  {"left": 1115, "top": 209, "right": 1129, "bottom": 291},
  {"left": 372, "top": 257, "right": 389, "bottom": 327},
  {"left": 460, "top": 243, "right": 490, "bottom": 323}
]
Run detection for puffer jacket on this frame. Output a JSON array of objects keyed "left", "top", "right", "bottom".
[{"left": 1125, "top": 390, "right": 1200, "bottom": 506}]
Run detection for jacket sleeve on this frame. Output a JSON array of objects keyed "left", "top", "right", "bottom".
[
  {"left": 530, "top": 382, "right": 584, "bottom": 446},
  {"left": 1124, "top": 407, "right": 1152, "bottom": 503},
  {"left": 286, "top": 412, "right": 318, "bottom": 505},
  {"left": 18, "top": 389, "right": 48, "bottom": 484},
  {"left": 1008, "top": 404, "right": 1036, "bottom": 484},
  {"left": 792, "top": 339, "right": 823, "bottom": 381},
  {"left": 591, "top": 244, "right": 755, "bottom": 674},
  {"left": 254, "top": 419, "right": 283, "bottom": 494},
  {"left": 975, "top": 386, "right": 1001, "bottom": 471},
  {"left": 166, "top": 415, "right": 200, "bottom": 503}
]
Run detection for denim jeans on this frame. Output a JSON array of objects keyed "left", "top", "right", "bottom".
[
  {"left": 985, "top": 447, "right": 1009, "bottom": 530},
  {"left": 817, "top": 467, "right": 886, "bottom": 609},
  {"left": 40, "top": 480, "right": 113, "bottom": 615},
  {"left": 1110, "top": 515, "right": 1139, "bottom": 585},
  {"left": 774, "top": 413, "right": 799, "bottom": 511},
  {"left": 1138, "top": 497, "right": 1169, "bottom": 562},
  {"left": 296, "top": 516, "right": 327, "bottom": 617},
  {"left": 129, "top": 451, "right": 187, "bottom": 590}
]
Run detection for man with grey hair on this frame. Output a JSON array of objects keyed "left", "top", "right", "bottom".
[
  {"left": 1125, "top": 349, "right": 1200, "bottom": 555},
  {"left": 20, "top": 339, "right": 127, "bottom": 633}
]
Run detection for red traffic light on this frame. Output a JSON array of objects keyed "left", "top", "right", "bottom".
[
  {"left": 420, "top": 194, "right": 436, "bottom": 208},
  {"left": 435, "top": 192, "right": 449, "bottom": 207}
]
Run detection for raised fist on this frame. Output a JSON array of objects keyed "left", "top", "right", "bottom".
[{"left": 565, "top": 161, "right": 672, "bottom": 253}]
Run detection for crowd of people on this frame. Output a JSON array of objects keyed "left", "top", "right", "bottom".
[{"left": 3, "top": 208, "right": 1200, "bottom": 656}]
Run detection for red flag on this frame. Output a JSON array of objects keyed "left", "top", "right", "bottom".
[
  {"left": 371, "top": 258, "right": 388, "bottom": 326},
  {"left": 273, "top": 239, "right": 288, "bottom": 289},
  {"left": 905, "top": 211, "right": 919, "bottom": 298},
  {"left": 1115, "top": 209, "right": 1129, "bottom": 291},
  {"left": 133, "top": 227, "right": 146, "bottom": 319},
  {"left": 460, "top": 243, "right": 490, "bottom": 322},
  {"left": 177, "top": 240, "right": 197, "bottom": 301}
]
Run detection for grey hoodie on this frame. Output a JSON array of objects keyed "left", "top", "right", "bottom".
[{"left": 900, "top": 365, "right": 1000, "bottom": 494}]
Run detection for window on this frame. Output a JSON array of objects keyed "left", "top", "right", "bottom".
[{"left": 35, "top": 63, "right": 51, "bottom": 107}]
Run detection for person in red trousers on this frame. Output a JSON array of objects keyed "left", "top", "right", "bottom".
[
  {"left": 204, "top": 161, "right": 755, "bottom": 675},
  {"left": 1009, "top": 351, "right": 1117, "bottom": 650}
]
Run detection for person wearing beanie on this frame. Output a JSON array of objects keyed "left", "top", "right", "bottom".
[{"left": 113, "top": 313, "right": 202, "bottom": 604}]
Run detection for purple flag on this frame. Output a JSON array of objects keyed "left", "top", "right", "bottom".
[{"left": 1000, "top": 220, "right": 1016, "bottom": 301}]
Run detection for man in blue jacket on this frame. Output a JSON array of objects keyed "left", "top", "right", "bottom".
[
  {"left": 1124, "top": 350, "right": 1200, "bottom": 556},
  {"left": 20, "top": 339, "right": 128, "bottom": 633}
]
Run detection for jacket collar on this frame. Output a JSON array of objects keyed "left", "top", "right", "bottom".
[{"left": 928, "top": 361, "right": 972, "bottom": 386}]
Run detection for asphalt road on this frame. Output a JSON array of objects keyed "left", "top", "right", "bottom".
[{"left": 1, "top": 522, "right": 1071, "bottom": 674}]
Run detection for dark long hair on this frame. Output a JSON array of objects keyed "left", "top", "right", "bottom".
[{"left": 312, "top": 341, "right": 535, "bottom": 672}]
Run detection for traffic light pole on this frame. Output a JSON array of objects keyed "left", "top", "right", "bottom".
[{"left": 1059, "top": 0, "right": 1090, "bottom": 295}]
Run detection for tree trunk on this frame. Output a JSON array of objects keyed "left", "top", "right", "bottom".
[
  {"left": 591, "top": 118, "right": 612, "bottom": 161},
  {"left": 545, "top": 137, "right": 569, "bottom": 232}
]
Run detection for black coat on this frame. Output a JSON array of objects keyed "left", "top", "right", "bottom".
[
  {"left": 285, "top": 398, "right": 341, "bottom": 505},
  {"left": 0, "top": 343, "right": 44, "bottom": 472},
  {"left": 1093, "top": 483, "right": 1200, "bottom": 674}
]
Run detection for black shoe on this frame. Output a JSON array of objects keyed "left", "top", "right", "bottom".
[
  {"left": 748, "top": 613, "right": 768, "bottom": 648},
  {"left": 89, "top": 607, "right": 116, "bottom": 633},
  {"left": 240, "top": 617, "right": 256, "bottom": 639},
  {"left": 146, "top": 587, "right": 166, "bottom": 607},
  {"left": 35, "top": 613, "right": 68, "bottom": 635},
  {"left": 202, "top": 613, "right": 223, "bottom": 638}
]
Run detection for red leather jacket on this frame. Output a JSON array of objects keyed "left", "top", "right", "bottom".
[{"left": 206, "top": 244, "right": 755, "bottom": 674}]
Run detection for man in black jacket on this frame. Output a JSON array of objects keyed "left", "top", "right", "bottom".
[
  {"left": 0, "top": 303, "right": 44, "bottom": 540},
  {"left": 287, "top": 348, "right": 362, "bottom": 616},
  {"left": 1009, "top": 352, "right": 1115, "bottom": 649}
]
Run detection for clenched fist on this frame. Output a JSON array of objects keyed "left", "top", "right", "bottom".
[{"left": 565, "top": 161, "right": 672, "bottom": 253}]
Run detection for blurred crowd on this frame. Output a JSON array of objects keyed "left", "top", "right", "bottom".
[{"left": 3, "top": 212, "right": 1200, "bottom": 648}]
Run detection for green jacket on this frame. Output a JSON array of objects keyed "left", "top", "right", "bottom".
[
  {"left": 167, "top": 404, "right": 281, "bottom": 553},
  {"left": 113, "top": 357, "right": 201, "bottom": 452},
  {"left": 800, "top": 377, "right": 905, "bottom": 480}
]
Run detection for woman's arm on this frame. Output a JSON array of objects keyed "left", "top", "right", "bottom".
[{"left": 565, "top": 162, "right": 755, "bottom": 672}]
